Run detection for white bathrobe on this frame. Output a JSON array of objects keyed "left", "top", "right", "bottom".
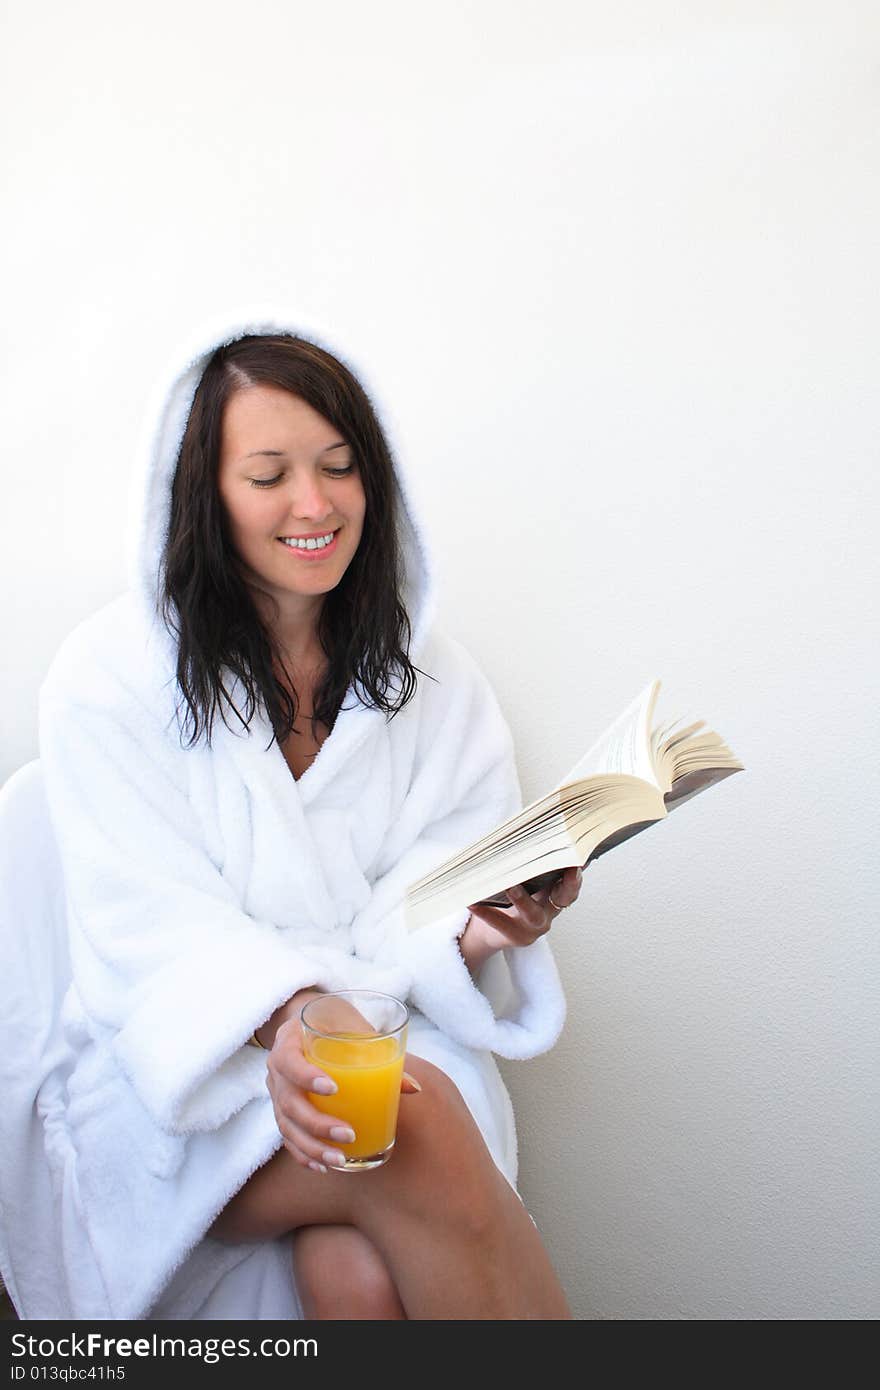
[{"left": 20, "top": 308, "right": 566, "bottom": 1320}]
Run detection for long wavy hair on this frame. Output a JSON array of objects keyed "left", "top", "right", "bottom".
[{"left": 160, "top": 332, "right": 425, "bottom": 750}]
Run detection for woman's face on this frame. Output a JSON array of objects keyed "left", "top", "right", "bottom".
[{"left": 217, "top": 384, "right": 367, "bottom": 642}]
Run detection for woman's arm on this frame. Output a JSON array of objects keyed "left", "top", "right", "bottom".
[{"left": 456, "top": 915, "right": 496, "bottom": 979}]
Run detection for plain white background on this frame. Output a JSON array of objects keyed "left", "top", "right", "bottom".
[{"left": 2, "top": 2, "right": 878, "bottom": 1318}]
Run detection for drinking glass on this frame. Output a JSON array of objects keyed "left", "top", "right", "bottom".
[{"left": 300, "top": 990, "right": 409, "bottom": 1171}]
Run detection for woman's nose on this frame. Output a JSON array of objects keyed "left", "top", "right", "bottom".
[{"left": 286, "top": 475, "right": 333, "bottom": 521}]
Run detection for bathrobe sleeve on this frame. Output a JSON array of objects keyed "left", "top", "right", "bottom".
[
  {"left": 37, "top": 625, "right": 407, "bottom": 1139},
  {"left": 350, "top": 632, "right": 567, "bottom": 1059}
]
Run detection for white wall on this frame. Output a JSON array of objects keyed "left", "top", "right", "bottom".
[{"left": 2, "top": 1, "right": 877, "bottom": 1319}]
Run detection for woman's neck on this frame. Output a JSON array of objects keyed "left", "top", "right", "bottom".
[
  {"left": 273, "top": 633, "right": 328, "bottom": 691},
  {"left": 248, "top": 583, "right": 326, "bottom": 674}
]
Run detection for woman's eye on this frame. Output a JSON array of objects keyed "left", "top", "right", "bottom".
[{"left": 249, "top": 464, "right": 354, "bottom": 488}]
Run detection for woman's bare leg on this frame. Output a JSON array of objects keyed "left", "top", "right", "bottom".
[
  {"left": 210, "top": 1056, "right": 571, "bottom": 1320},
  {"left": 293, "top": 1225, "right": 407, "bottom": 1320}
]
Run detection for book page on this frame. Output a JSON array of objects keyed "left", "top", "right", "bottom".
[{"left": 550, "top": 680, "right": 662, "bottom": 791}]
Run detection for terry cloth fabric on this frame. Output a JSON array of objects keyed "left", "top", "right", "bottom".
[{"left": 8, "top": 307, "right": 566, "bottom": 1320}]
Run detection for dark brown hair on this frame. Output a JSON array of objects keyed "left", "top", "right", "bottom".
[{"left": 161, "top": 332, "right": 425, "bottom": 749}]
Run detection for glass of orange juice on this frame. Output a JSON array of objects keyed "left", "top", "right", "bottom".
[{"left": 300, "top": 990, "right": 409, "bottom": 1171}]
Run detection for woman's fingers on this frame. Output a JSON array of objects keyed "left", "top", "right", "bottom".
[
  {"left": 468, "top": 890, "right": 539, "bottom": 933},
  {"left": 268, "top": 1068, "right": 353, "bottom": 1137},
  {"left": 540, "top": 865, "right": 584, "bottom": 911},
  {"left": 469, "top": 889, "right": 550, "bottom": 937},
  {"left": 559, "top": 864, "right": 584, "bottom": 904},
  {"left": 270, "top": 1016, "right": 337, "bottom": 1091},
  {"left": 275, "top": 1111, "right": 351, "bottom": 1170},
  {"left": 467, "top": 864, "right": 586, "bottom": 943},
  {"left": 265, "top": 1024, "right": 357, "bottom": 1168},
  {"left": 508, "top": 883, "right": 553, "bottom": 924},
  {"left": 268, "top": 1085, "right": 354, "bottom": 1168}
]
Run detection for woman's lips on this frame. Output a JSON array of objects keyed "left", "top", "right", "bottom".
[{"left": 276, "top": 529, "right": 340, "bottom": 560}]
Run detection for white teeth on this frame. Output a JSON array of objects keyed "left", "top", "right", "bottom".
[{"left": 280, "top": 531, "right": 336, "bottom": 551}]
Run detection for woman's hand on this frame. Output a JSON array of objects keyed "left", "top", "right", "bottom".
[
  {"left": 263, "top": 989, "right": 420, "bottom": 1173},
  {"left": 460, "top": 864, "right": 585, "bottom": 973}
]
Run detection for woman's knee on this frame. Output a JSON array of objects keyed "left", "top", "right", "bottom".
[
  {"left": 383, "top": 1055, "right": 508, "bottom": 1239},
  {"left": 293, "top": 1224, "right": 406, "bottom": 1320}
]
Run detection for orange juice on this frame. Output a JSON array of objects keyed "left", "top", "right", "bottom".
[{"left": 304, "top": 1031, "right": 406, "bottom": 1163}]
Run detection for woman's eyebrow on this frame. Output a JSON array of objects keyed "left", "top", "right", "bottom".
[{"left": 242, "top": 441, "right": 348, "bottom": 461}]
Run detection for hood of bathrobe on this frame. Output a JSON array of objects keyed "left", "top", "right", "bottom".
[{"left": 125, "top": 305, "right": 438, "bottom": 659}]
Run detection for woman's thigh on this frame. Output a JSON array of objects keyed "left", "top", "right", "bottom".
[
  {"left": 207, "top": 1143, "right": 358, "bottom": 1244},
  {"left": 209, "top": 1055, "right": 506, "bottom": 1245}
]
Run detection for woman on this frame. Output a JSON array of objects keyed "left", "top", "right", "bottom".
[{"left": 35, "top": 309, "right": 581, "bottom": 1320}]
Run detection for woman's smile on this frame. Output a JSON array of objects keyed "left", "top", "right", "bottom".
[{"left": 277, "top": 529, "right": 342, "bottom": 559}]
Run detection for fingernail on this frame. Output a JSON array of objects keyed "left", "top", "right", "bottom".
[
  {"left": 402, "top": 1071, "right": 422, "bottom": 1091},
  {"left": 508, "top": 885, "right": 523, "bottom": 899},
  {"left": 311, "top": 1077, "right": 337, "bottom": 1095},
  {"left": 330, "top": 1126, "right": 356, "bottom": 1144},
  {"left": 308, "top": 1160, "right": 328, "bottom": 1174},
  {"left": 322, "top": 1149, "right": 347, "bottom": 1168}
]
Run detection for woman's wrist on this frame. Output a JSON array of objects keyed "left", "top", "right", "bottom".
[
  {"left": 457, "top": 914, "right": 501, "bottom": 979},
  {"left": 254, "top": 987, "right": 323, "bottom": 1049}
]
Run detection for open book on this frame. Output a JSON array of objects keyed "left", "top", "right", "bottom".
[{"left": 404, "top": 679, "right": 744, "bottom": 931}]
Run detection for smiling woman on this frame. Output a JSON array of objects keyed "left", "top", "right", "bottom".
[
  {"left": 162, "top": 332, "right": 418, "bottom": 758},
  {"left": 21, "top": 313, "right": 573, "bottom": 1322}
]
